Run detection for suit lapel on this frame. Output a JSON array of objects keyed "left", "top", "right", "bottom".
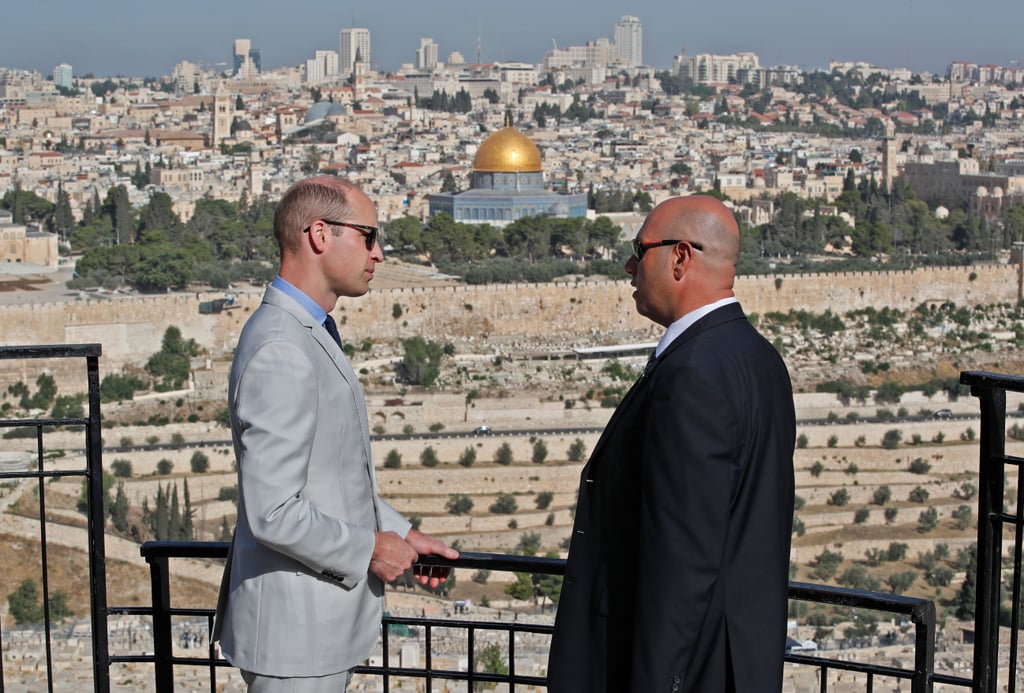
[
  {"left": 586, "top": 304, "right": 747, "bottom": 466},
  {"left": 586, "top": 372, "right": 650, "bottom": 467}
]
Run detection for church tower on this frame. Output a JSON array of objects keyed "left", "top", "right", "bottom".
[
  {"left": 212, "top": 82, "right": 233, "bottom": 148},
  {"left": 881, "top": 119, "right": 898, "bottom": 193}
]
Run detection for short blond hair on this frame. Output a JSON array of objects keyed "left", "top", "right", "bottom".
[{"left": 273, "top": 177, "right": 362, "bottom": 255}]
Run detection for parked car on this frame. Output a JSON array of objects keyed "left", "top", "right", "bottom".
[
  {"left": 785, "top": 636, "right": 818, "bottom": 654},
  {"left": 473, "top": 425, "right": 492, "bottom": 434},
  {"left": 933, "top": 409, "right": 953, "bottom": 419}
]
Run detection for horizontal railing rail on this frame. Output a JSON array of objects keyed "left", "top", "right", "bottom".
[{"left": 136, "top": 542, "right": 953, "bottom": 692}]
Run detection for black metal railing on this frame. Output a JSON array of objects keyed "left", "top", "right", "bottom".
[
  {"left": 137, "top": 542, "right": 947, "bottom": 692},
  {"left": 962, "top": 370, "right": 1024, "bottom": 693},
  {"left": 0, "top": 344, "right": 108, "bottom": 693},
  {"left": 3, "top": 342, "right": 1019, "bottom": 692}
]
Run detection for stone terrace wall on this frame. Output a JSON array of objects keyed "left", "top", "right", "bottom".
[{"left": 0, "top": 264, "right": 1016, "bottom": 380}]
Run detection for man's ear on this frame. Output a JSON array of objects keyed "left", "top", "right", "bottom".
[
  {"left": 306, "top": 221, "right": 329, "bottom": 254},
  {"left": 672, "top": 244, "right": 689, "bottom": 279}
]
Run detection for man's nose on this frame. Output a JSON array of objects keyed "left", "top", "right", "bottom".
[{"left": 624, "top": 255, "right": 637, "bottom": 276}]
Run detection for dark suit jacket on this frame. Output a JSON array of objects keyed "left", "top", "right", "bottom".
[{"left": 548, "top": 302, "right": 795, "bottom": 693}]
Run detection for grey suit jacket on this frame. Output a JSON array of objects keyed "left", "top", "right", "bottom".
[{"left": 213, "top": 285, "right": 410, "bottom": 677}]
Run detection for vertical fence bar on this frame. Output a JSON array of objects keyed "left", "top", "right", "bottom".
[
  {"left": 913, "top": 599, "right": 936, "bottom": 693},
  {"left": 966, "top": 376, "right": 1007, "bottom": 693},
  {"left": 147, "top": 554, "right": 174, "bottom": 693},
  {"left": 34, "top": 425, "right": 55, "bottom": 693},
  {"left": 85, "top": 350, "right": 111, "bottom": 693}
]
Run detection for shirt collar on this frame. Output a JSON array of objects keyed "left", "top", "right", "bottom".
[
  {"left": 271, "top": 276, "right": 328, "bottom": 325},
  {"left": 655, "top": 296, "right": 739, "bottom": 358}
]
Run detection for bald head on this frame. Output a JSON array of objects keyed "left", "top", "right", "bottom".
[
  {"left": 653, "top": 195, "right": 740, "bottom": 273},
  {"left": 626, "top": 195, "right": 740, "bottom": 326}
]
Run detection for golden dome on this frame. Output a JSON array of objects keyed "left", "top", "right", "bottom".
[{"left": 473, "top": 127, "right": 542, "bottom": 173}]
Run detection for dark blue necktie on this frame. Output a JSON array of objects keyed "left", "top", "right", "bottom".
[
  {"left": 643, "top": 352, "right": 657, "bottom": 378},
  {"left": 323, "top": 315, "right": 342, "bottom": 349}
]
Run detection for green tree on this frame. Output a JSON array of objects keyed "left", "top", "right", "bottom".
[
  {"left": 132, "top": 235, "right": 197, "bottom": 292},
  {"left": 51, "top": 393, "right": 85, "bottom": 421},
  {"left": 839, "top": 565, "right": 881, "bottom": 591},
  {"left": 99, "top": 372, "right": 147, "bottom": 402},
  {"left": 446, "top": 494, "right": 474, "bottom": 515},
  {"left": 7, "top": 579, "right": 43, "bottom": 624},
  {"left": 476, "top": 642, "right": 509, "bottom": 678},
  {"left": 399, "top": 336, "right": 444, "bottom": 387},
  {"left": 53, "top": 183, "right": 75, "bottom": 240},
  {"left": 105, "top": 184, "right": 134, "bottom": 245},
  {"left": 137, "top": 191, "right": 183, "bottom": 241},
  {"left": 567, "top": 438, "right": 587, "bottom": 462},
  {"left": 110, "top": 481, "right": 130, "bottom": 532},
  {"left": 881, "top": 429, "right": 902, "bottom": 449},
  {"left": 918, "top": 506, "right": 938, "bottom": 533},
  {"left": 535, "top": 491, "right": 554, "bottom": 510},
  {"left": 956, "top": 544, "right": 978, "bottom": 619},
  {"left": 146, "top": 326, "right": 199, "bottom": 390},
  {"left": 952, "top": 504, "right": 973, "bottom": 530},
  {"left": 908, "top": 486, "right": 930, "bottom": 503},
  {"left": 220, "top": 515, "right": 233, "bottom": 541},
  {"left": 886, "top": 570, "right": 918, "bottom": 594},
  {"left": 190, "top": 451, "right": 209, "bottom": 473},
  {"left": 886, "top": 542, "right": 909, "bottom": 561},
  {"left": 490, "top": 493, "right": 518, "bottom": 514},
  {"left": 420, "top": 446, "right": 439, "bottom": 467},
  {"left": 828, "top": 488, "right": 850, "bottom": 506},
  {"left": 494, "top": 442, "right": 513, "bottom": 465},
  {"left": 812, "top": 548, "right": 843, "bottom": 581},
  {"left": 872, "top": 485, "right": 892, "bottom": 505},
  {"left": 156, "top": 459, "right": 173, "bottom": 475},
  {"left": 110, "top": 459, "right": 133, "bottom": 478},
  {"left": 531, "top": 439, "right": 548, "bottom": 464},
  {"left": 384, "top": 449, "right": 402, "bottom": 469},
  {"left": 457, "top": 446, "right": 476, "bottom": 467}
]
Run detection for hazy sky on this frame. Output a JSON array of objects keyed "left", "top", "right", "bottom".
[{"left": 2, "top": 0, "right": 1021, "bottom": 78}]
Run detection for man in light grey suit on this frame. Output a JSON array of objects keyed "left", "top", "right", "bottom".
[{"left": 213, "top": 176, "right": 458, "bottom": 691}]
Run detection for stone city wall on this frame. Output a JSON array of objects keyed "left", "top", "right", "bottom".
[{"left": 0, "top": 264, "right": 1016, "bottom": 387}]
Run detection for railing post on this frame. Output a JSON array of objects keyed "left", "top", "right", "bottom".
[
  {"left": 148, "top": 554, "right": 174, "bottom": 693},
  {"left": 965, "top": 375, "right": 1007, "bottom": 693},
  {"left": 85, "top": 351, "right": 111, "bottom": 693},
  {"left": 913, "top": 599, "right": 936, "bottom": 693}
]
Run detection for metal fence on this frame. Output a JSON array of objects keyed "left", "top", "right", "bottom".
[
  {"left": 962, "top": 370, "right": 1024, "bottom": 693},
  {"left": 0, "top": 344, "right": 108, "bottom": 693},
  {"left": 132, "top": 542, "right": 949, "bottom": 692},
  {"left": 2, "top": 344, "right": 1022, "bottom": 692}
]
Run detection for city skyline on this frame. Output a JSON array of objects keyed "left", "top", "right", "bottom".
[{"left": 1, "top": 0, "right": 1022, "bottom": 79}]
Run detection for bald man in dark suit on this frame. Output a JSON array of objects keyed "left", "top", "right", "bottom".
[{"left": 548, "top": 196, "right": 795, "bottom": 693}]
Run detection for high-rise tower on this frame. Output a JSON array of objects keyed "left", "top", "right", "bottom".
[
  {"left": 232, "top": 39, "right": 261, "bottom": 79},
  {"left": 339, "top": 27, "right": 371, "bottom": 79},
  {"left": 52, "top": 63, "right": 73, "bottom": 90},
  {"left": 417, "top": 38, "right": 439, "bottom": 71},
  {"left": 614, "top": 16, "right": 643, "bottom": 67}
]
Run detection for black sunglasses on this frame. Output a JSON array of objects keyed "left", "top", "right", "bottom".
[
  {"left": 631, "top": 238, "right": 703, "bottom": 261},
  {"left": 303, "top": 219, "right": 379, "bottom": 250}
]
